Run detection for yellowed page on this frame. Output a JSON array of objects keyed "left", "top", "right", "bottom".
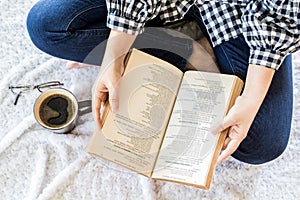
[
  {"left": 88, "top": 49, "right": 183, "bottom": 177},
  {"left": 152, "top": 71, "right": 239, "bottom": 187}
]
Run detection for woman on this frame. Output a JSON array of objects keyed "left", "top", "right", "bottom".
[{"left": 26, "top": 0, "right": 300, "bottom": 164}]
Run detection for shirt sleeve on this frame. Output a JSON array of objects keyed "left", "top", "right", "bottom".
[
  {"left": 106, "top": 0, "right": 162, "bottom": 35},
  {"left": 242, "top": 0, "right": 300, "bottom": 69}
]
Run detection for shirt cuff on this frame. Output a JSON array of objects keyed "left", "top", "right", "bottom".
[
  {"left": 249, "top": 48, "right": 286, "bottom": 70},
  {"left": 106, "top": 13, "right": 145, "bottom": 35}
]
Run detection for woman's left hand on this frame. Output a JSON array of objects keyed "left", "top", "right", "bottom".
[
  {"left": 211, "top": 95, "right": 259, "bottom": 163},
  {"left": 212, "top": 64, "right": 275, "bottom": 163}
]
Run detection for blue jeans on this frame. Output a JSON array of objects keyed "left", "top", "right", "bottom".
[{"left": 27, "top": 0, "right": 293, "bottom": 165}]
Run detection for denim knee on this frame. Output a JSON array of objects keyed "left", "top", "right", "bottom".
[
  {"left": 232, "top": 128, "right": 290, "bottom": 165},
  {"left": 26, "top": 1, "right": 69, "bottom": 55},
  {"left": 27, "top": 4, "right": 50, "bottom": 54}
]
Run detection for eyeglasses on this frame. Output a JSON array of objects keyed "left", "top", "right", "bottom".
[{"left": 9, "top": 81, "right": 64, "bottom": 105}]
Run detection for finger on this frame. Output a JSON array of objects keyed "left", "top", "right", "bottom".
[
  {"left": 92, "top": 90, "right": 107, "bottom": 129},
  {"left": 217, "top": 138, "right": 240, "bottom": 163},
  {"left": 97, "top": 101, "right": 106, "bottom": 128},
  {"left": 92, "top": 95, "right": 102, "bottom": 129},
  {"left": 222, "top": 137, "right": 231, "bottom": 150}
]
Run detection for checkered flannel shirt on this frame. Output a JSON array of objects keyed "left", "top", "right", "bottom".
[{"left": 106, "top": 0, "right": 300, "bottom": 69}]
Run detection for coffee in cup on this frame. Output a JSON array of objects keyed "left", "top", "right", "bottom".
[{"left": 34, "top": 88, "right": 79, "bottom": 133}]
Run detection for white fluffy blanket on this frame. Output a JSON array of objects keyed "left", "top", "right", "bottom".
[{"left": 1, "top": 0, "right": 299, "bottom": 199}]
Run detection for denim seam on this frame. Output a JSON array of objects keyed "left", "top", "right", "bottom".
[
  {"left": 72, "top": 29, "right": 110, "bottom": 37},
  {"left": 65, "top": 5, "right": 105, "bottom": 31},
  {"left": 47, "top": 28, "right": 110, "bottom": 45},
  {"left": 219, "top": 45, "right": 238, "bottom": 75},
  {"left": 48, "top": 5, "right": 108, "bottom": 45}
]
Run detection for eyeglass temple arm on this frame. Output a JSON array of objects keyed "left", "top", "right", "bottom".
[{"left": 14, "top": 92, "right": 22, "bottom": 105}]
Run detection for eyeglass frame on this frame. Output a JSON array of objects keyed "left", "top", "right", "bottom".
[{"left": 8, "top": 81, "right": 64, "bottom": 105}]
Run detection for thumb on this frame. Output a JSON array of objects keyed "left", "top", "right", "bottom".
[{"left": 211, "top": 111, "right": 236, "bottom": 135}]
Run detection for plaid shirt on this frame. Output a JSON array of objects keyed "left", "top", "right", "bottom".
[{"left": 106, "top": 0, "right": 300, "bottom": 69}]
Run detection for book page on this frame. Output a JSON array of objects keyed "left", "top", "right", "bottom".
[
  {"left": 152, "top": 71, "right": 238, "bottom": 187},
  {"left": 88, "top": 49, "right": 183, "bottom": 177}
]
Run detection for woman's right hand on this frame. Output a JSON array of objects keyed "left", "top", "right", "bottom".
[
  {"left": 91, "top": 30, "right": 137, "bottom": 129},
  {"left": 92, "top": 56, "right": 125, "bottom": 129}
]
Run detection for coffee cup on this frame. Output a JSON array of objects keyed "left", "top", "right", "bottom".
[{"left": 33, "top": 88, "right": 91, "bottom": 133}]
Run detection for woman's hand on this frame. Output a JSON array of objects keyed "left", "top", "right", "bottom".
[
  {"left": 212, "top": 64, "right": 275, "bottom": 163},
  {"left": 92, "top": 56, "right": 125, "bottom": 129},
  {"left": 212, "top": 95, "right": 260, "bottom": 163},
  {"left": 92, "top": 30, "right": 136, "bottom": 129}
]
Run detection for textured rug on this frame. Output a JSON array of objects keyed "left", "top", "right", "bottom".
[{"left": 0, "top": 0, "right": 299, "bottom": 199}]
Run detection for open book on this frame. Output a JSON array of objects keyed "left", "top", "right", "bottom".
[{"left": 87, "top": 49, "right": 243, "bottom": 189}]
